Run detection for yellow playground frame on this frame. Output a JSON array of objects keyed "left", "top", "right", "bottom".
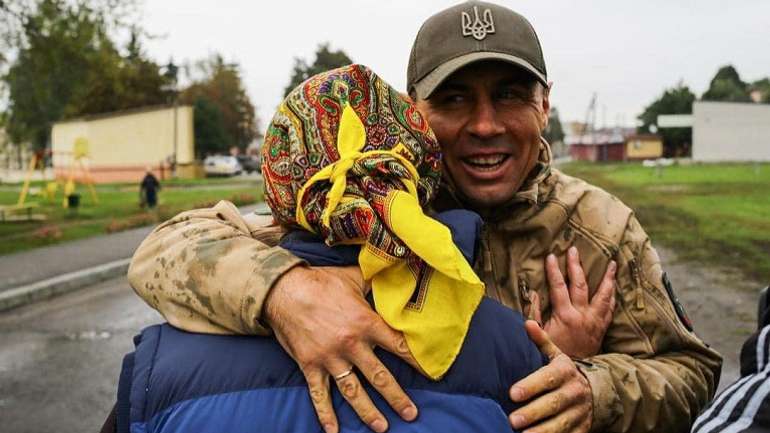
[{"left": 2, "top": 137, "right": 99, "bottom": 222}]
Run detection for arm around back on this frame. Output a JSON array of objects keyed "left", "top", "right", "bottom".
[{"left": 127, "top": 200, "right": 305, "bottom": 335}]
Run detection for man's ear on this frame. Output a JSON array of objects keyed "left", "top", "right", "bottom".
[
  {"left": 540, "top": 82, "right": 553, "bottom": 130},
  {"left": 407, "top": 89, "right": 417, "bottom": 103},
  {"left": 414, "top": 97, "right": 431, "bottom": 122}
]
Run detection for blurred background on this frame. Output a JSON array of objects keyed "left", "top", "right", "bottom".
[{"left": 0, "top": 1, "right": 768, "bottom": 431}]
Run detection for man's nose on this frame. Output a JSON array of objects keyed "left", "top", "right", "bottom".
[{"left": 467, "top": 99, "right": 505, "bottom": 139}]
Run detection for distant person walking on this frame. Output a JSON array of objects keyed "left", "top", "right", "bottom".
[{"left": 140, "top": 168, "right": 160, "bottom": 209}]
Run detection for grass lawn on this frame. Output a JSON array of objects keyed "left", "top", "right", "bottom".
[
  {"left": 0, "top": 179, "right": 263, "bottom": 256},
  {"left": 560, "top": 161, "right": 770, "bottom": 280}
]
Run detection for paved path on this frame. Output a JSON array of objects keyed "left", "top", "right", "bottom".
[
  {"left": 0, "top": 226, "right": 155, "bottom": 292},
  {"left": 0, "top": 203, "right": 263, "bottom": 294},
  {"left": 0, "top": 276, "right": 161, "bottom": 433}
]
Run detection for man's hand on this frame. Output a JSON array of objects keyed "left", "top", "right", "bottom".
[
  {"left": 264, "top": 265, "right": 419, "bottom": 433},
  {"left": 509, "top": 320, "right": 593, "bottom": 433},
  {"left": 530, "top": 247, "right": 616, "bottom": 359}
]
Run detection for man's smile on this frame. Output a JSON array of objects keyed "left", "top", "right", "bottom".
[{"left": 459, "top": 152, "right": 513, "bottom": 179}]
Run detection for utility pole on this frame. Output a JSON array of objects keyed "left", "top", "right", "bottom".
[
  {"left": 173, "top": 95, "right": 178, "bottom": 177},
  {"left": 164, "top": 60, "right": 180, "bottom": 177},
  {"left": 579, "top": 92, "right": 598, "bottom": 144}
]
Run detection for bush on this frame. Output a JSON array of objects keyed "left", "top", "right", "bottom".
[
  {"left": 229, "top": 193, "right": 256, "bottom": 206},
  {"left": 105, "top": 213, "right": 157, "bottom": 233},
  {"left": 33, "top": 224, "right": 63, "bottom": 241}
]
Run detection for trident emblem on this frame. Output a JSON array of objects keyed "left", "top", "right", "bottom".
[{"left": 461, "top": 6, "right": 495, "bottom": 41}]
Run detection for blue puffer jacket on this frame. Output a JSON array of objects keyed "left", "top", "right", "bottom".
[{"left": 117, "top": 211, "right": 547, "bottom": 433}]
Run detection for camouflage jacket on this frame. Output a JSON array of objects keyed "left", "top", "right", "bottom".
[{"left": 128, "top": 146, "right": 722, "bottom": 433}]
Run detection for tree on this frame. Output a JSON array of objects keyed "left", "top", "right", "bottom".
[
  {"left": 1, "top": 0, "right": 140, "bottom": 62},
  {"left": 1, "top": 0, "right": 165, "bottom": 150},
  {"left": 702, "top": 65, "right": 751, "bottom": 102},
  {"left": 3, "top": 0, "right": 106, "bottom": 149},
  {"left": 180, "top": 54, "right": 259, "bottom": 153},
  {"left": 638, "top": 82, "right": 695, "bottom": 157},
  {"left": 65, "top": 29, "right": 172, "bottom": 116},
  {"left": 283, "top": 43, "right": 353, "bottom": 96},
  {"left": 192, "top": 97, "right": 231, "bottom": 157},
  {"left": 749, "top": 78, "right": 770, "bottom": 103},
  {"left": 543, "top": 107, "right": 565, "bottom": 144}
]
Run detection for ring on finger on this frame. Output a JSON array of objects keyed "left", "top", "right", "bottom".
[{"left": 333, "top": 368, "right": 354, "bottom": 381}]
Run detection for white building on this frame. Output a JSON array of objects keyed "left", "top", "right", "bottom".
[
  {"left": 658, "top": 101, "right": 770, "bottom": 162},
  {"left": 691, "top": 101, "right": 770, "bottom": 162}
]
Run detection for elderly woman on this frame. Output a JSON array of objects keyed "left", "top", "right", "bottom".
[{"left": 107, "top": 65, "right": 546, "bottom": 433}]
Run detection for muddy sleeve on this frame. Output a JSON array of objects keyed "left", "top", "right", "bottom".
[
  {"left": 579, "top": 215, "right": 723, "bottom": 433},
  {"left": 127, "top": 200, "right": 306, "bottom": 335}
]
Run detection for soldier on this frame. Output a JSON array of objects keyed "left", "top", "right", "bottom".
[{"left": 128, "top": 2, "right": 722, "bottom": 432}]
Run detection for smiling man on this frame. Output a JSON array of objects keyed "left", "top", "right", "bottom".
[
  {"left": 417, "top": 63, "right": 544, "bottom": 209},
  {"left": 128, "top": 2, "right": 721, "bottom": 433}
]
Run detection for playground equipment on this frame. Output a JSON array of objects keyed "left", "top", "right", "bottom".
[
  {"left": 55, "top": 137, "right": 99, "bottom": 208},
  {"left": 0, "top": 150, "right": 47, "bottom": 222},
  {"left": 2, "top": 137, "right": 99, "bottom": 222}
]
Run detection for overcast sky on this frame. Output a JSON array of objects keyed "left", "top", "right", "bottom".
[{"left": 141, "top": 0, "right": 770, "bottom": 130}]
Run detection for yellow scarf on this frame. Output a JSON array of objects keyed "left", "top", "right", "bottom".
[{"left": 296, "top": 105, "right": 484, "bottom": 379}]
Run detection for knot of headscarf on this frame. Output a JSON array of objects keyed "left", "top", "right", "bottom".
[
  {"left": 296, "top": 104, "right": 420, "bottom": 230},
  {"left": 262, "top": 64, "right": 484, "bottom": 379}
]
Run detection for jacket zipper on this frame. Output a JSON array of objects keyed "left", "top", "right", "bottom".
[
  {"left": 483, "top": 227, "right": 493, "bottom": 273},
  {"left": 629, "top": 259, "right": 645, "bottom": 309},
  {"left": 482, "top": 225, "right": 506, "bottom": 303},
  {"left": 567, "top": 220, "right": 613, "bottom": 258}
]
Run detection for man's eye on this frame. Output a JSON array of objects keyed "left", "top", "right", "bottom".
[
  {"left": 496, "top": 88, "right": 529, "bottom": 102},
  {"left": 441, "top": 94, "right": 465, "bottom": 104}
]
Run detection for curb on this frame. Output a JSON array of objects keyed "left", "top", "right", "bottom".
[
  {"left": 0, "top": 203, "right": 267, "bottom": 313},
  {"left": 0, "top": 258, "right": 131, "bottom": 312}
]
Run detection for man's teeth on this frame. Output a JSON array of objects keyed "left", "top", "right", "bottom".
[{"left": 466, "top": 155, "right": 507, "bottom": 166}]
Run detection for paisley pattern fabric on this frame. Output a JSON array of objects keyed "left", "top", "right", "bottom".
[
  {"left": 262, "top": 64, "right": 441, "bottom": 255},
  {"left": 261, "top": 65, "right": 484, "bottom": 379}
]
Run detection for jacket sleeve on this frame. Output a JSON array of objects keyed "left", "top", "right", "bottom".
[
  {"left": 127, "top": 200, "right": 306, "bottom": 335},
  {"left": 579, "top": 214, "right": 722, "bottom": 433}
]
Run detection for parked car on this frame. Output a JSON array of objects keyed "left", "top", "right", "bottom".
[
  {"left": 236, "top": 155, "right": 261, "bottom": 174},
  {"left": 203, "top": 155, "right": 242, "bottom": 177}
]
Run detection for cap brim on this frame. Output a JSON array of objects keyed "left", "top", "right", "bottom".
[{"left": 412, "top": 52, "right": 548, "bottom": 100}]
